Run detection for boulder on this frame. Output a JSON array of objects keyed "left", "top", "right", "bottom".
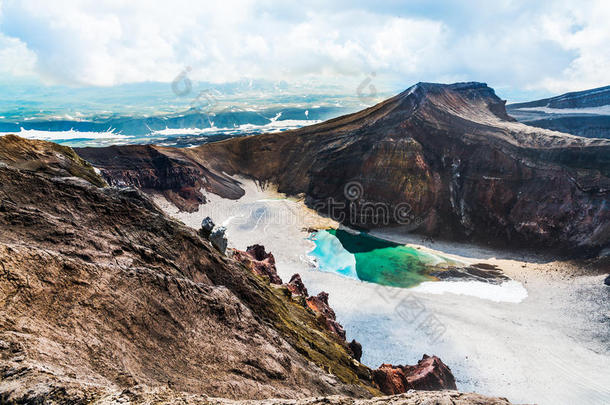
[
  {"left": 209, "top": 226, "right": 228, "bottom": 254},
  {"left": 605, "top": 274, "right": 610, "bottom": 286},
  {"left": 348, "top": 339, "right": 362, "bottom": 362},
  {"left": 406, "top": 354, "right": 457, "bottom": 391},
  {"left": 200, "top": 216, "right": 215, "bottom": 238},
  {"left": 373, "top": 364, "right": 411, "bottom": 395},
  {"left": 372, "top": 355, "right": 457, "bottom": 395},
  {"left": 286, "top": 274, "right": 308, "bottom": 296}
]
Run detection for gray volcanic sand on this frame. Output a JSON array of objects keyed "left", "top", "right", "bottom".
[{"left": 153, "top": 178, "right": 610, "bottom": 405}]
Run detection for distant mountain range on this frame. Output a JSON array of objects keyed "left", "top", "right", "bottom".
[{"left": 507, "top": 85, "right": 610, "bottom": 139}]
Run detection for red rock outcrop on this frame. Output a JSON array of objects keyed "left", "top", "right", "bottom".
[
  {"left": 232, "top": 244, "right": 283, "bottom": 284},
  {"left": 231, "top": 246, "right": 350, "bottom": 342},
  {"left": 286, "top": 273, "right": 308, "bottom": 296},
  {"left": 372, "top": 355, "right": 457, "bottom": 395},
  {"left": 306, "top": 292, "right": 347, "bottom": 340},
  {"left": 406, "top": 354, "right": 457, "bottom": 391},
  {"left": 232, "top": 250, "right": 349, "bottom": 342}
]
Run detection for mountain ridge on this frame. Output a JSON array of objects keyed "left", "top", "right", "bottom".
[
  {"left": 509, "top": 85, "right": 610, "bottom": 109},
  {"left": 507, "top": 84, "right": 610, "bottom": 139},
  {"left": 190, "top": 82, "right": 609, "bottom": 255},
  {"left": 77, "top": 82, "right": 610, "bottom": 257}
]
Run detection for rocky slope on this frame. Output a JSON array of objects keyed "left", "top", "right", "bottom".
[
  {"left": 0, "top": 135, "right": 504, "bottom": 403},
  {"left": 511, "top": 85, "right": 610, "bottom": 109},
  {"left": 0, "top": 133, "right": 106, "bottom": 187},
  {"left": 507, "top": 85, "right": 610, "bottom": 139},
  {"left": 0, "top": 135, "right": 374, "bottom": 402}
]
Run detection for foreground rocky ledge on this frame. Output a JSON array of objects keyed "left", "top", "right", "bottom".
[
  {"left": 1, "top": 381, "right": 516, "bottom": 404},
  {"left": 147, "top": 390, "right": 516, "bottom": 405}
]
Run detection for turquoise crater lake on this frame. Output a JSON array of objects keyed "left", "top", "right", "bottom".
[{"left": 308, "top": 229, "right": 448, "bottom": 288}]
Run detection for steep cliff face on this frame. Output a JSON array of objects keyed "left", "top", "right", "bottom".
[
  {"left": 76, "top": 144, "right": 244, "bottom": 212},
  {"left": 0, "top": 136, "right": 379, "bottom": 402},
  {"left": 195, "top": 82, "right": 609, "bottom": 256}
]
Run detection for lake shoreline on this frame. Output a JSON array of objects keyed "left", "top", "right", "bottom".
[{"left": 151, "top": 178, "right": 610, "bottom": 405}]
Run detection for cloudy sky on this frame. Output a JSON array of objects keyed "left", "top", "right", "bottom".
[{"left": 0, "top": 0, "right": 609, "bottom": 101}]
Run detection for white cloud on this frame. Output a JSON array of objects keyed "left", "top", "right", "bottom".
[
  {"left": 0, "top": 0, "right": 608, "bottom": 98},
  {"left": 0, "top": 33, "right": 36, "bottom": 77},
  {"left": 0, "top": 0, "right": 449, "bottom": 88},
  {"left": 535, "top": 0, "right": 610, "bottom": 93}
]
